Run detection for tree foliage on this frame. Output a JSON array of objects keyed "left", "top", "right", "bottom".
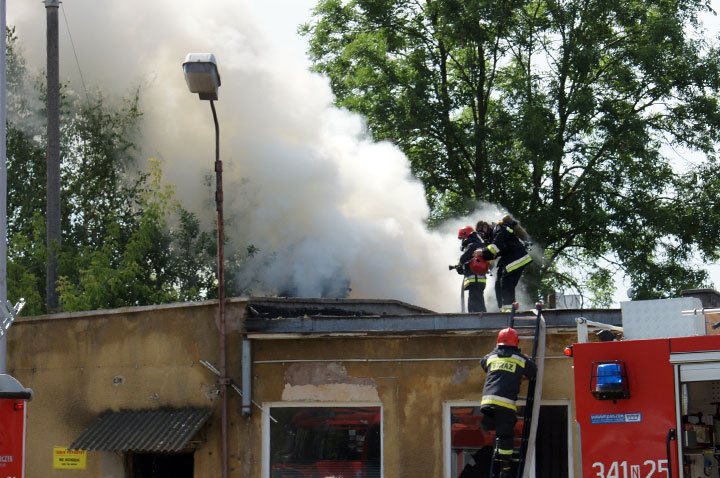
[
  {"left": 302, "top": 0, "right": 720, "bottom": 300},
  {"left": 6, "top": 28, "right": 217, "bottom": 314}
]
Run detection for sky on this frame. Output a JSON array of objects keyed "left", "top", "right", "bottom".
[{"left": 5, "top": 0, "right": 720, "bottom": 311}]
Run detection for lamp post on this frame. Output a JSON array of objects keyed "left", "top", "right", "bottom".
[{"left": 182, "top": 53, "right": 228, "bottom": 478}]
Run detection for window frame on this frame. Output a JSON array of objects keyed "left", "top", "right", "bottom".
[
  {"left": 262, "top": 401, "right": 384, "bottom": 478},
  {"left": 443, "top": 399, "right": 574, "bottom": 478}
]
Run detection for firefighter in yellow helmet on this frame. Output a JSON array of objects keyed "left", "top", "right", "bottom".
[{"left": 480, "top": 328, "right": 536, "bottom": 478}]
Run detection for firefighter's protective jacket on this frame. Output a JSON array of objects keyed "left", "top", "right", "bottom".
[
  {"left": 458, "top": 232, "right": 486, "bottom": 289},
  {"left": 480, "top": 346, "right": 536, "bottom": 412},
  {"left": 480, "top": 223, "right": 532, "bottom": 273}
]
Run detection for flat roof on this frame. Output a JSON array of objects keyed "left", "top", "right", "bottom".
[
  {"left": 12, "top": 296, "right": 622, "bottom": 339},
  {"left": 245, "top": 307, "right": 622, "bottom": 339}
]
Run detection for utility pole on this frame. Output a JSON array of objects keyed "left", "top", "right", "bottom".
[
  {"left": 0, "top": 0, "right": 7, "bottom": 373},
  {"left": 45, "top": 0, "right": 61, "bottom": 312}
]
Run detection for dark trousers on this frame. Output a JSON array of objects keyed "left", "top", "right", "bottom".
[
  {"left": 466, "top": 282, "right": 486, "bottom": 313},
  {"left": 494, "top": 266, "right": 526, "bottom": 309},
  {"left": 480, "top": 406, "right": 517, "bottom": 456}
]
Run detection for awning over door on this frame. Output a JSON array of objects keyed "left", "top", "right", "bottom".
[{"left": 69, "top": 408, "right": 212, "bottom": 452}]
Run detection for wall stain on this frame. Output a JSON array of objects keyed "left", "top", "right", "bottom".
[
  {"left": 285, "top": 362, "right": 375, "bottom": 387},
  {"left": 451, "top": 365, "right": 470, "bottom": 384}
]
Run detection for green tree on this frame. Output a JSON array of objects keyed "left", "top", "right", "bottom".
[
  {"left": 7, "top": 27, "right": 52, "bottom": 315},
  {"left": 302, "top": 0, "right": 720, "bottom": 300},
  {"left": 56, "top": 159, "right": 217, "bottom": 311},
  {"left": 6, "top": 28, "right": 217, "bottom": 314}
]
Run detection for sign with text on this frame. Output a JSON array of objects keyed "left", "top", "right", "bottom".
[
  {"left": 0, "top": 399, "right": 26, "bottom": 478},
  {"left": 53, "top": 447, "right": 87, "bottom": 470},
  {"left": 590, "top": 413, "right": 642, "bottom": 424}
]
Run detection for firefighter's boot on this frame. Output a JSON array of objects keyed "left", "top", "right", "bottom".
[
  {"left": 497, "top": 456, "right": 513, "bottom": 478},
  {"left": 498, "top": 464, "right": 512, "bottom": 478}
]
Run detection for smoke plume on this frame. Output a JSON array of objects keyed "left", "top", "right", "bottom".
[{"left": 7, "top": 0, "right": 531, "bottom": 312}]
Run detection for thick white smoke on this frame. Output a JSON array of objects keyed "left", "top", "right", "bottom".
[{"left": 7, "top": 0, "right": 525, "bottom": 312}]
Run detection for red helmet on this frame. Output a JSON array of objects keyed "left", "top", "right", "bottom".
[
  {"left": 469, "top": 257, "right": 489, "bottom": 275},
  {"left": 497, "top": 327, "right": 519, "bottom": 347},
  {"left": 458, "top": 226, "right": 474, "bottom": 240}
]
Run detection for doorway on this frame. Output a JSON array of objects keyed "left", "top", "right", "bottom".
[
  {"left": 677, "top": 379, "right": 720, "bottom": 478},
  {"left": 129, "top": 452, "right": 194, "bottom": 478}
]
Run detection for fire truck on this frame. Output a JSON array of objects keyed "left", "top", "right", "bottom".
[
  {"left": 0, "top": 374, "right": 32, "bottom": 478},
  {"left": 570, "top": 296, "right": 720, "bottom": 478}
]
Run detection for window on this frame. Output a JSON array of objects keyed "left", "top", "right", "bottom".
[
  {"left": 267, "top": 405, "right": 381, "bottom": 478},
  {"left": 445, "top": 403, "right": 570, "bottom": 478},
  {"left": 448, "top": 406, "right": 518, "bottom": 477}
]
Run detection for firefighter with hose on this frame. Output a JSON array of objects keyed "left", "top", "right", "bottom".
[
  {"left": 452, "top": 225, "right": 491, "bottom": 312},
  {"left": 480, "top": 327, "right": 536, "bottom": 478},
  {"left": 474, "top": 215, "right": 532, "bottom": 312}
]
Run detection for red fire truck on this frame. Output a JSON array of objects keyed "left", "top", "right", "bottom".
[
  {"left": 0, "top": 374, "right": 32, "bottom": 478},
  {"left": 571, "top": 300, "right": 720, "bottom": 478}
]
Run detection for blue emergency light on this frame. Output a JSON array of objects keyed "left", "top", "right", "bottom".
[
  {"left": 591, "top": 361, "right": 630, "bottom": 401},
  {"left": 597, "top": 363, "right": 622, "bottom": 387}
]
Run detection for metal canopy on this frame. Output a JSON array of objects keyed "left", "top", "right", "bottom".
[{"left": 69, "top": 408, "right": 212, "bottom": 452}]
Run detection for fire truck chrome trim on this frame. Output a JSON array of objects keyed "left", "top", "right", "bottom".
[{"left": 669, "top": 351, "right": 720, "bottom": 364}]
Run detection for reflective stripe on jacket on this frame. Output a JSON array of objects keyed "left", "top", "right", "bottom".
[
  {"left": 481, "top": 224, "right": 531, "bottom": 273},
  {"left": 463, "top": 275, "right": 486, "bottom": 288},
  {"left": 480, "top": 346, "right": 536, "bottom": 411},
  {"left": 505, "top": 254, "right": 532, "bottom": 272}
]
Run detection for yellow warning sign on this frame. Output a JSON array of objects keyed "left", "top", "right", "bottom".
[{"left": 53, "top": 447, "right": 87, "bottom": 469}]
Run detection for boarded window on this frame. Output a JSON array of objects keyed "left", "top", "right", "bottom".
[{"left": 269, "top": 406, "right": 381, "bottom": 477}]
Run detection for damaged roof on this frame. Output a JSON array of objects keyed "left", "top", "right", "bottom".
[
  {"left": 247, "top": 297, "right": 435, "bottom": 318},
  {"left": 245, "top": 298, "right": 621, "bottom": 338}
]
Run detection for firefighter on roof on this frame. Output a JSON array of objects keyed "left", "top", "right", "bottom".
[
  {"left": 455, "top": 225, "right": 491, "bottom": 313},
  {"left": 474, "top": 215, "right": 532, "bottom": 312},
  {"left": 480, "top": 328, "right": 536, "bottom": 478}
]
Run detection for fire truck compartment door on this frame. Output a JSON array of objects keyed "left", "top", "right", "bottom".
[{"left": 670, "top": 352, "right": 720, "bottom": 382}]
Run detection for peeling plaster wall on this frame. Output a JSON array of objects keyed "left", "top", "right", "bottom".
[
  {"left": 282, "top": 362, "right": 380, "bottom": 401},
  {"left": 253, "top": 331, "right": 579, "bottom": 478}
]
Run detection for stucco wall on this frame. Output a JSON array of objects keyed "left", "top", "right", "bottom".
[
  {"left": 7, "top": 301, "right": 579, "bottom": 477},
  {"left": 250, "top": 331, "right": 578, "bottom": 477},
  {"left": 8, "top": 300, "right": 246, "bottom": 477}
]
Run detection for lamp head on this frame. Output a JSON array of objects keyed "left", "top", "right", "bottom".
[{"left": 182, "top": 53, "right": 221, "bottom": 101}]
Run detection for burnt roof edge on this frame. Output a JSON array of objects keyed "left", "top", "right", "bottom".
[{"left": 245, "top": 308, "right": 621, "bottom": 336}]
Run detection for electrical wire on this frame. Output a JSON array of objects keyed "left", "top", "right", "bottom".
[{"left": 60, "top": 3, "right": 90, "bottom": 104}]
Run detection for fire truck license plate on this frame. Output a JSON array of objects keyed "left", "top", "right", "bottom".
[{"left": 592, "top": 459, "right": 668, "bottom": 478}]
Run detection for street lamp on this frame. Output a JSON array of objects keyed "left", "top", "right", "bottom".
[
  {"left": 183, "top": 53, "right": 228, "bottom": 478},
  {"left": 183, "top": 53, "right": 221, "bottom": 100}
]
